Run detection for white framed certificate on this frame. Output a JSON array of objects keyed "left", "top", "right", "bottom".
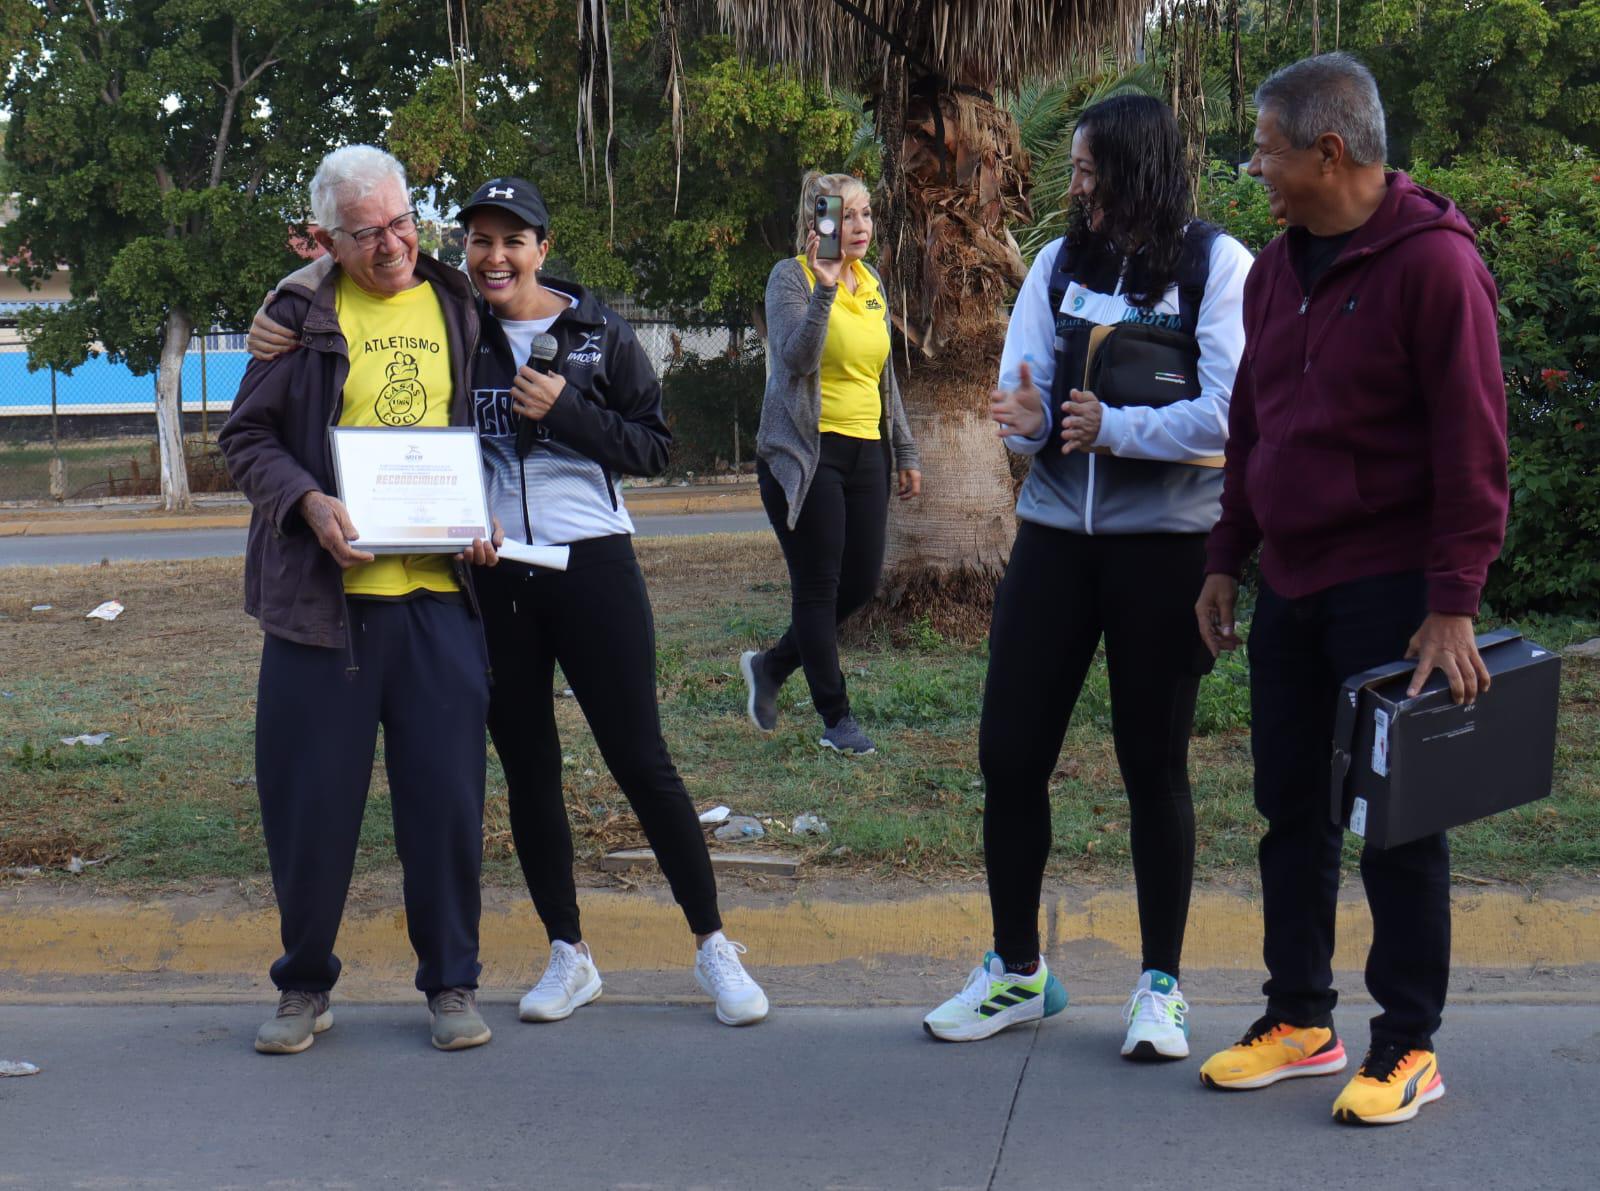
[{"left": 328, "top": 426, "right": 491, "bottom": 553}]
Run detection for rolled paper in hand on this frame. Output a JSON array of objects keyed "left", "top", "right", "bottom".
[{"left": 496, "top": 540, "right": 571, "bottom": 571}]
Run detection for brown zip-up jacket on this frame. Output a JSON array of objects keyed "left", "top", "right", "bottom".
[{"left": 218, "top": 254, "right": 481, "bottom": 649}]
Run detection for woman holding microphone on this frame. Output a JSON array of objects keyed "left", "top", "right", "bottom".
[
  {"left": 739, "top": 171, "right": 921, "bottom": 757},
  {"left": 920, "top": 97, "right": 1253, "bottom": 1057},
  {"left": 246, "top": 176, "right": 768, "bottom": 1028}
]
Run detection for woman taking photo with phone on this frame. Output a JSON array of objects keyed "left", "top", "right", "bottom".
[
  {"left": 246, "top": 176, "right": 769, "bottom": 1029},
  {"left": 739, "top": 171, "right": 921, "bottom": 757},
  {"left": 921, "top": 97, "right": 1252, "bottom": 1057}
]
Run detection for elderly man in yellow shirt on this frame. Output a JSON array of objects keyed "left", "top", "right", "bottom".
[{"left": 219, "top": 145, "right": 499, "bottom": 1057}]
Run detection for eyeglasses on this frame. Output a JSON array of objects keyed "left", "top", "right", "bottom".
[{"left": 334, "top": 210, "right": 418, "bottom": 249}]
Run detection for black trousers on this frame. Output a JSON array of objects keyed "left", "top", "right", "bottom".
[
  {"left": 1249, "top": 571, "right": 1449, "bottom": 1050},
  {"left": 980, "top": 521, "right": 1210, "bottom": 977},
  {"left": 256, "top": 597, "right": 490, "bottom": 994},
  {"left": 475, "top": 536, "right": 722, "bottom": 943},
  {"left": 757, "top": 433, "right": 889, "bottom": 727}
]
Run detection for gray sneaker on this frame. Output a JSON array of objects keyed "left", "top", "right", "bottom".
[
  {"left": 254, "top": 990, "right": 332, "bottom": 1055},
  {"left": 428, "top": 987, "right": 492, "bottom": 1051},
  {"left": 820, "top": 714, "right": 876, "bottom": 756},
  {"left": 740, "top": 650, "right": 779, "bottom": 732}
]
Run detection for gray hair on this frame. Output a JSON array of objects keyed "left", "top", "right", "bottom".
[
  {"left": 309, "top": 145, "right": 409, "bottom": 231},
  {"left": 1255, "top": 52, "right": 1387, "bottom": 167}
]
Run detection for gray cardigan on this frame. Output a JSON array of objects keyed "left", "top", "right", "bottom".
[{"left": 756, "top": 257, "right": 920, "bottom": 529}]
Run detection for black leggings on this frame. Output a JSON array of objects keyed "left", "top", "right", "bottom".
[
  {"left": 474, "top": 536, "right": 722, "bottom": 943},
  {"left": 757, "top": 433, "right": 889, "bottom": 726},
  {"left": 979, "top": 521, "right": 1211, "bottom": 977}
]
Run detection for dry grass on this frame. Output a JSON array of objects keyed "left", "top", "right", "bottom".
[{"left": 2, "top": 537, "right": 1598, "bottom": 891}]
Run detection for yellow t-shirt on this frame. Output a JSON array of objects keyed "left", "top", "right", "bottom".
[
  {"left": 797, "top": 256, "right": 887, "bottom": 440},
  {"left": 334, "top": 273, "right": 460, "bottom": 597}
]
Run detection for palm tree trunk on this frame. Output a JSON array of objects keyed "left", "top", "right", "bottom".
[
  {"left": 877, "top": 370, "right": 1016, "bottom": 639},
  {"left": 860, "top": 81, "right": 1027, "bottom": 639}
]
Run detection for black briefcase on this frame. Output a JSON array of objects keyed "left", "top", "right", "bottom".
[{"left": 1330, "top": 630, "right": 1561, "bottom": 849}]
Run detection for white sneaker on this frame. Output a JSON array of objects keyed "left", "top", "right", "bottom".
[
  {"left": 694, "top": 932, "right": 769, "bottom": 1026},
  {"left": 1120, "top": 969, "right": 1190, "bottom": 1061},
  {"left": 921, "top": 953, "right": 1067, "bottom": 1043},
  {"left": 518, "top": 940, "right": 603, "bottom": 1022}
]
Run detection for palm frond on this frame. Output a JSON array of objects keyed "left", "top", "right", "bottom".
[
  {"left": 830, "top": 88, "right": 882, "bottom": 176},
  {"left": 713, "top": 1, "right": 1150, "bottom": 92}
]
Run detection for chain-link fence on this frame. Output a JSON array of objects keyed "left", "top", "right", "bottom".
[
  {"left": 0, "top": 326, "right": 247, "bottom": 504},
  {"left": 625, "top": 314, "right": 762, "bottom": 477},
  {"left": 0, "top": 310, "right": 755, "bottom": 503}
]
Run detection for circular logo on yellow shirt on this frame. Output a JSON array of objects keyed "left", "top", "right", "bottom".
[{"left": 375, "top": 351, "right": 428, "bottom": 426}]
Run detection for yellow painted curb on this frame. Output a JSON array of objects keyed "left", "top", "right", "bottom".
[{"left": 5, "top": 889, "right": 1596, "bottom": 990}]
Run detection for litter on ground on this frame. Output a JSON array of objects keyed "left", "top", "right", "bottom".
[{"left": 713, "top": 816, "right": 764, "bottom": 842}]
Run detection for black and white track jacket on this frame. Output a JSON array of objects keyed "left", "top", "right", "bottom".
[{"left": 470, "top": 278, "right": 671, "bottom": 546}]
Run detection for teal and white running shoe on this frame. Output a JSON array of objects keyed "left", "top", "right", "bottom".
[
  {"left": 922, "top": 953, "right": 1068, "bottom": 1042},
  {"left": 1120, "top": 969, "right": 1190, "bottom": 1061}
]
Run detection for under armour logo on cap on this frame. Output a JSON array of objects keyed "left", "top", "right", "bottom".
[{"left": 458, "top": 176, "right": 550, "bottom": 234}]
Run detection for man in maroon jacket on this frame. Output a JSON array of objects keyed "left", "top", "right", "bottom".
[{"left": 1194, "top": 53, "right": 1508, "bottom": 1126}]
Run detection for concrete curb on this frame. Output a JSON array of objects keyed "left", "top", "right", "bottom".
[
  {"left": 0, "top": 483, "right": 761, "bottom": 538},
  {"left": 5, "top": 886, "right": 1596, "bottom": 1000}
]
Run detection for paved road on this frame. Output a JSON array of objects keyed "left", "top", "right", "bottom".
[
  {"left": 1, "top": 1003, "right": 1594, "bottom": 1189},
  {"left": 0, "top": 511, "right": 770, "bottom": 567}
]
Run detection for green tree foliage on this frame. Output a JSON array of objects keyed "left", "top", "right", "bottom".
[
  {"left": 1212, "top": 0, "right": 1600, "bottom": 166},
  {"left": 1346, "top": 0, "right": 1600, "bottom": 163},
  {"left": 1411, "top": 157, "right": 1600, "bottom": 612},
  {"left": 1, "top": 0, "right": 405, "bottom": 507},
  {"left": 385, "top": 3, "right": 864, "bottom": 325},
  {"left": 1197, "top": 160, "right": 1280, "bottom": 251}
]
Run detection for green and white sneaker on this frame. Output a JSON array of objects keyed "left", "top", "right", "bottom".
[
  {"left": 922, "top": 953, "right": 1068, "bottom": 1042},
  {"left": 1120, "top": 969, "right": 1189, "bottom": 1061}
]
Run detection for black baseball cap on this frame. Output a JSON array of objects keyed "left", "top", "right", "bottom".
[{"left": 456, "top": 176, "right": 550, "bottom": 233}]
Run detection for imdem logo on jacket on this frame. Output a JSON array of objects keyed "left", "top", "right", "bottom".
[{"left": 567, "top": 329, "right": 604, "bottom": 367}]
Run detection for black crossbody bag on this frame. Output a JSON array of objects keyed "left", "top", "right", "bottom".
[
  {"left": 1084, "top": 321, "right": 1203, "bottom": 408},
  {"left": 1048, "top": 222, "right": 1219, "bottom": 410}
]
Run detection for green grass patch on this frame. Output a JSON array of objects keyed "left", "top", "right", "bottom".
[{"left": 1, "top": 545, "right": 1596, "bottom": 887}]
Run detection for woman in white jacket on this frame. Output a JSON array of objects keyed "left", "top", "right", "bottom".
[{"left": 922, "top": 96, "right": 1253, "bottom": 1057}]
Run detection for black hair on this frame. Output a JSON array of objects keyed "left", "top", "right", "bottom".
[{"left": 1065, "top": 95, "right": 1193, "bottom": 308}]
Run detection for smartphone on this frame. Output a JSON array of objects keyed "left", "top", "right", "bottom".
[{"left": 814, "top": 194, "right": 843, "bottom": 261}]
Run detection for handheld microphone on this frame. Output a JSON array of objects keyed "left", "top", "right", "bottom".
[
  {"left": 528, "top": 332, "right": 559, "bottom": 373},
  {"left": 516, "top": 332, "right": 561, "bottom": 454}
]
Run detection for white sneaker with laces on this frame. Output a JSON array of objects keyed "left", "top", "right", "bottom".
[
  {"left": 921, "top": 953, "right": 1067, "bottom": 1042},
  {"left": 694, "top": 932, "right": 769, "bottom": 1026},
  {"left": 1120, "top": 969, "right": 1190, "bottom": 1061},
  {"left": 519, "top": 940, "right": 603, "bottom": 1022}
]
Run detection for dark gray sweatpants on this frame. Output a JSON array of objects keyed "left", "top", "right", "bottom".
[{"left": 255, "top": 596, "right": 490, "bottom": 994}]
